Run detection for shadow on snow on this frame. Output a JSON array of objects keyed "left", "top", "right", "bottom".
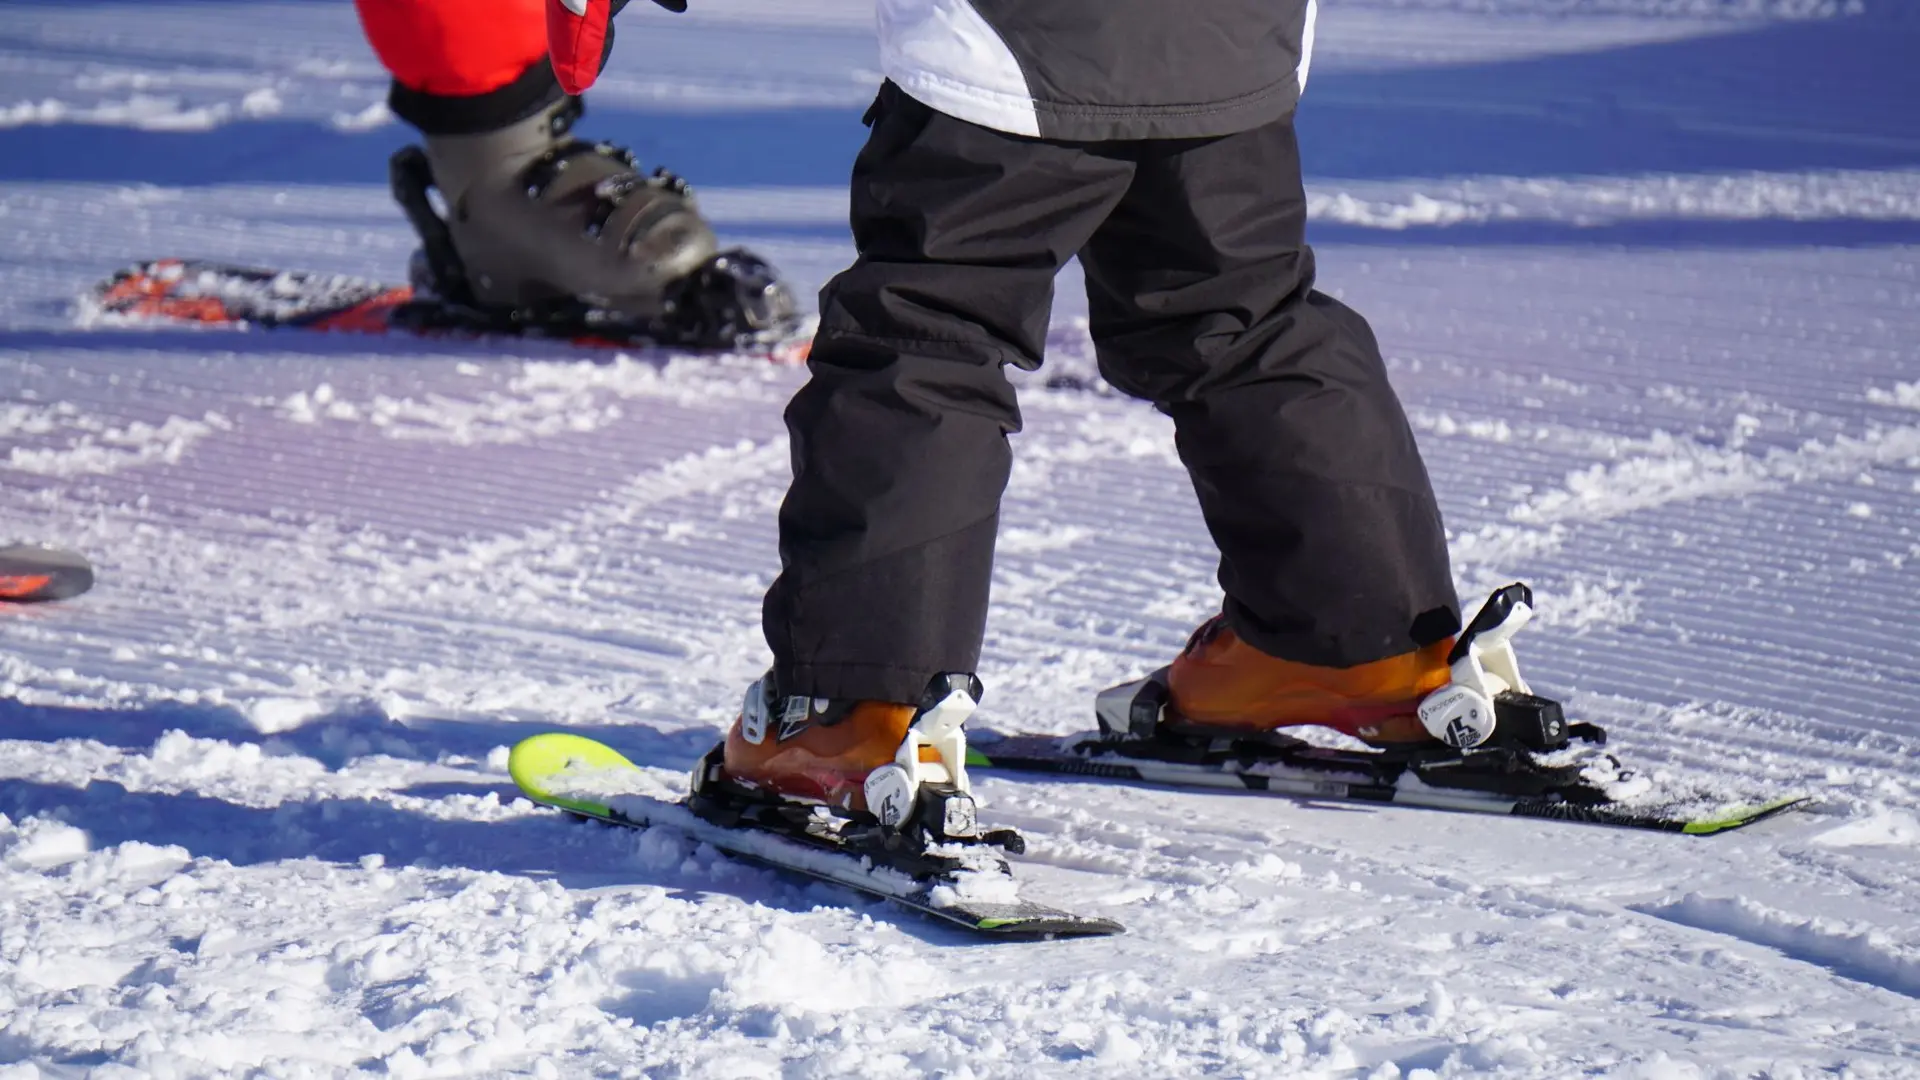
[
  {"left": 0, "top": 697, "right": 997, "bottom": 945},
  {"left": 0, "top": 324, "right": 733, "bottom": 364},
  {"left": 0, "top": 695, "right": 710, "bottom": 769},
  {"left": 1297, "top": 8, "right": 1920, "bottom": 180}
]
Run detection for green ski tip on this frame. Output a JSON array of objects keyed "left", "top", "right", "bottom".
[
  {"left": 1680, "top": 795, "right": 1811, "bottom": 835},
  {"left": 508, "top": 732, "right": 638, "bottom": 819}
]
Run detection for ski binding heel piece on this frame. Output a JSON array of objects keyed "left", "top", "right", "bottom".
[
  {"left": 1094, "top": 669, "right": 1170, "bottom": 742},
  {"left": 1418, "top": 583, "right": 1582, "bottom": 751},
  {"left": 865, "top": 674, "right": 981, "bottom": 836}
]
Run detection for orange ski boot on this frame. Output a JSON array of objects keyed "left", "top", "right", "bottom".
[
  {"left": 1147, "top": 585, "right": 1569, "bottom": 751},
  {"left": 721, "top": 694, "right": 917, "bottom": 813},
  {"left": 703, "top": 673, "right": 988, "bottom": 840},
  {"left": 1164, "top": 616, "right": 1455, "bottom": 747}
]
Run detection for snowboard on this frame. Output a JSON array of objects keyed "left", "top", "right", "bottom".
[
  {"left": 0, "top": 545, "right": 94, "bottom": 603},
  {"left": 966, "top": 729, "right": 1808, "bottom": 835},
  {"left": 508, "top": 732, "right": 1123, "bottom": 939},
  {"left": 84, "top": 258, "right": 811, "bottom": 362}
]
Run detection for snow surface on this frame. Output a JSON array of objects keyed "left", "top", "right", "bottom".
[{"left": 4, "top": 1, "right": 1920, "bottom": 1076}]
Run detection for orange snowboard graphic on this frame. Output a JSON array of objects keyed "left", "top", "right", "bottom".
[
  {"left": 0, "top": 546, "right": 93, "bottom": 603},
  {"left": 89, "top": 259, "right": 809, "bottom": 363}
]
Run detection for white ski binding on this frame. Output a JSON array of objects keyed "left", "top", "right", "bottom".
[
  {"left": 864, "top": 674, "right": 979, "bottom": 838},
  {"left": 1417, "top": 583, "right": 1590, "bottom": 751}
]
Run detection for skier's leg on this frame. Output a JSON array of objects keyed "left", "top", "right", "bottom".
[
  {"left": 1080, "top": 113, "right": 1461, "bottom": 745},
  {"left": 724, "top": 84, "right": 1133, "bottom": 814},
  {"left": 351, "top": 0, "right": 718, "bottom": 319},
  {"left": 353, "top": 0, "right": 556, "bottom": 122}
]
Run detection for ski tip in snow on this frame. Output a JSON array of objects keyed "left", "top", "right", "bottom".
[
  {"left": 952, "top": 906, "right": 1125, "bottom": 938},
  {"left": 506, "top": 731, "right": 637, "bottom": 819},
  {"left": 1677, "top": 794, "right": 1813, "bottom": 835},
  {"left": 1506, "top": 789, "right": 1816, "bottom": 834},
  {"left": 0, "top": 545, "right": 94, "bottom": 603}
]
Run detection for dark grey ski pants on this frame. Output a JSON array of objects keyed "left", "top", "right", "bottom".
[{"left": 765, "top": 82, "right": 1460, "bottom": 703}]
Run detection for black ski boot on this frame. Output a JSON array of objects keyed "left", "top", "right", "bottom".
[{"left": 388, "top": 97, "right": 798, "bottom": 349}]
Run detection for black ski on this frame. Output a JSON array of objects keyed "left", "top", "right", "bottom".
[
  {"left": 965, "top": 585, "right": 1810, "bottom": 835},
  {"left": 966, "top": 729, "right": 1806, "bottom": 834}
]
